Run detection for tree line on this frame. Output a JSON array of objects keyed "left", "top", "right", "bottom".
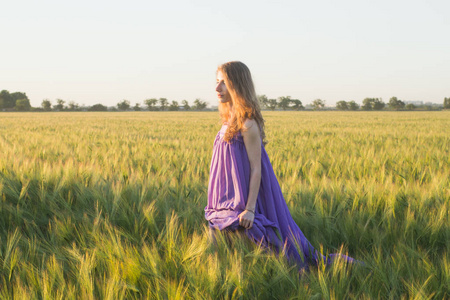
[
  {"left": 0, "top": 90, "right": 209, "bottom": 112},
  {"left": 258, "top": 95, "right": 449, "bottom": 111},
  {"left": 71, "top": 98, "right": 208, "bottom": 112},
  {"left": 40, "top": 98, "right": 209, "bottom": 112},
  {"left": 1, "top": 89, "right": 449, "bottom": 112}
]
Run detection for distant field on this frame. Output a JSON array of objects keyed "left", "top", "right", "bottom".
[{"left": 0, "top": 111, "right": 449, "bottom": 299}]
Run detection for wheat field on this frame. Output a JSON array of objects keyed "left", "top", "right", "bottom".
[{"left": 0, "top": 111, "right": 449, "bottom": 299}]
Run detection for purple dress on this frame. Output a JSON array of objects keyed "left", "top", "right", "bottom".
[{"left": 205, "top": 124, "right": 355, "bottom": 269}]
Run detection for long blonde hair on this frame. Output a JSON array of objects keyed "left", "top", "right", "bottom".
[{"left": 217, "top": 61, "right": 266, "bottom": 145}]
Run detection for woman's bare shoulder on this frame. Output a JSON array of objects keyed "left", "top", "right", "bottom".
[
  {"left": 242, "top": 119, "right": 260, "bottom": 137},
  {"left": 243, "top": 118, "right": 257, "bottom": 129}
]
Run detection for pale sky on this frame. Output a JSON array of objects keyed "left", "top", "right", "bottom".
[{"left": 2, "top": 0, "right": 449, "bottom": 107}]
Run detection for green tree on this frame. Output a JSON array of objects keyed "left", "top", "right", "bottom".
[
  {"left": 348, "top": 100, "right": 359, "bottom": 111},
  {"left": 0, "top": 90, "right": 14, "bottom": 109},
  {"left": 406, "top": 103, "right": 416, "bottom": 110},
  {"left": 15, "top": 99, "right": 31, "bottom": 111},
  {"left": 277, "top": 96, "right": 292, "bottom": 110},
  {"left": 67, "top": 101, "right": 79, "bottom": 111},
  {"left": 133, "top": 103, "right": 142, "bottom": 111},
  {"left": 193, "top": 98, "right": 207, "bottom": 110},
  {"left": 373, "top": 98, "right": 385, "bottom": 110},
  {"left": 267, "top": 99, "right": 277, "bottom": 111},
  {"left": 388, "top": 97, "right": 405, "bottom": 110},
  {"left": 336, "top": 101, "right": 349, "bottom": 110},
  {"left": 88, "top": 104, "right": 107, "bottom": 111},
  {"left": 362, "top": 98, "right": 384, "bottom": 110},
  {"left": 11, "top": 92, "right": 29, "bottom": 104},
  {"left": 444, "top": 97, "right": 450, "bottom": 109},
  {"left": 312, "top": 99, "right": 325, "bottom": 110},
  {"left": 290, "top": 99, "right": 304, "bottom": 110},
  {"left": 159, "top": 98, "right": 168, "bottom": 111},
  {"left": 41, "top": 99, "right": 52, "bottom": 111},
  {"left": 169, "top": 101, "right": 179, "bottom": 111},
  {"left": 144, "top": 98, "right": 158, "bottom": 111},
  {"left": 362, "top": 98, "right": 373, "bottom": 110},
  {"left": 117, "top": 100, "right": 130, "bottom": 111},
  {"left": 181, "top": 100, "right": 190, "bottom": 111},
  {"left": 54, "top": 99, "right": 65, "bottom": 111},
  {"left": 258, "top": 95, "right": 269, "bottom": 109},
  {"left": 0, "top": 90, "right": 29, "bottom": 109}
]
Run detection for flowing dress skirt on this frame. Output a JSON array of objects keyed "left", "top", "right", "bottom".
[{"left": 204, "top": 125, "right": 356, "bottom": 269}]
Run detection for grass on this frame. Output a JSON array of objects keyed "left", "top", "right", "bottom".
[{"left": 0, "top": 111, "right": 449, "bottom": 299}]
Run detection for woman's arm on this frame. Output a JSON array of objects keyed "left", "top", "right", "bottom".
[{"left": 239, "top": 119, "right": 261, "bottom": 229}]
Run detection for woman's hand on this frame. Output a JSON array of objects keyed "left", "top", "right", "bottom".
[{"left": 238, "top": 210, "right": 255, "bottom": 229}]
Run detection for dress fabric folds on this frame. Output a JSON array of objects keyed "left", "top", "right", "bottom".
[{"left": 204, "top": 124, "right": 355, "bottom": 269}]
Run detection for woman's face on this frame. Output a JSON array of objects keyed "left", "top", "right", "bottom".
[{"left": 216, "top": 70, "right": 231, "bottom": 104}]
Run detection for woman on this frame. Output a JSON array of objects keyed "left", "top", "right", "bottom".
[{"left": 204, "top": 61, "right": 356, "bottom": 269}]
